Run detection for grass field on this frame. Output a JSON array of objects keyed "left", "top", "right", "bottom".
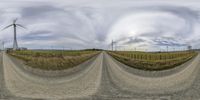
[
  {"left": 108, "top": 51, "right": 198, "bottom": 71},
  {"left": 8, "top": 50, "right": 100, "bottom": 70}
]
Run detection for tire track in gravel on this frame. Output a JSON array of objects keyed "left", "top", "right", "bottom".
[
  {"left": 2, "top": 51, "right": 200, "bottom": 100},
  {"left": 3, "top": 52, "right": 103, "bottom": 100},
  {"left": 94, "top": 52, "right": 200, "bottom": 100}
]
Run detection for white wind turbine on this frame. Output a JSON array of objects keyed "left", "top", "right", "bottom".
[{"left": 2, "top": 19, "right": 26, "bottom": 50}]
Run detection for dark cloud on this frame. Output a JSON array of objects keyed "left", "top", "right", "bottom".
[
  {"left": 19, "top": 5, "right": 104, "bottom": 47},
  {"left": 45, "top": 5, "right": 200, "bottom": 49},
  {"left": 21, "top": 5, "right": 65, "bottom": 18},
  {"left": 109, "top": 5, "right": 200, "bottom": 50},
  {"left": 123, "top": 37, "right": 146, "bottom": 45},
  {"left": 136, "top": 6, "right": 199, "bottom": 37},
  {"left": 1, "top": 1, "right": 200, "bottom": 50},
  {"left": 153, "top": 37, "right": 188, "bottom": 47},
  {"left": 20, "top": 30, "right": 57, "bottom": 40}
]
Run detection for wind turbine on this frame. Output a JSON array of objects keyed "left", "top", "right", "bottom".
[{"left": 2, "top": 19, "right": 26, "bottom": 50}]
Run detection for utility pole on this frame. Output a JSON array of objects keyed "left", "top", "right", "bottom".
[
  {"left": 62, "top": 46, "right": 65, "bottom": 56},
  {"left": 51, "top": 46, "right": 53, "bottom": 50},
  {"left": 0, "top": 41, "right": 1, "bottom": 51},
  {"left": 167, "top": 45, "right": 168, "bottom": 52},
  {"left": 2, "top": 41, "right": 4, "bottom": 51},
  {"left": 62, "top": 46, "right": 65, "bottom": 51},
  {"left": 111, "top": 40, "right": 113, "bottom": 51},
  {"left": 115, "top": 44, "right": 117, "bottom": 51}
]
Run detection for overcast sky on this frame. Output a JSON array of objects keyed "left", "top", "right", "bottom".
[{"left": 0, "top": 0, "right": 200, "bottom": 51}]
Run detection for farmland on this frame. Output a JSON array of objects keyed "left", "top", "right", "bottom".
[
  {"left": 7, "top": 50, "right": 100, "bottom": 70},
  {"left": 108, "top": 51, "right": 198, "bottom": 71}
]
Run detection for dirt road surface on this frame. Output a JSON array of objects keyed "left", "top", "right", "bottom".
[{"left": 1, "top": 51, "right": 200, "bottom": 100}]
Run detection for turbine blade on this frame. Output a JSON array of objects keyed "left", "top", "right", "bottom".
[
  {"left": 13, "top": 18, "right": 18, "bottom": 24},
  {"left": 1, "top": 24, "right": 13, "bottom": 31},
  {"left": 16, "top": 24, "right": 27, "bottom": 29}
]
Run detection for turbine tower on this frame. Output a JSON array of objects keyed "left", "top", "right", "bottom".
[{"left": 2, "top": 19, "right": 26, "bottom": 50}]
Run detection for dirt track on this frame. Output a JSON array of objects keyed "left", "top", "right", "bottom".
[
  {"left": 3, "top": 52, "right": 103, "bottom": 99},
  {"left": 1, "top": 51, "right": 200, "bottom": 100}
]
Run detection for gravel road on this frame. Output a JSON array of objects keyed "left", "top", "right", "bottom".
[
  {"left": 2, "top": 52, "right": 103, "bottom": 100},
  {"left": 105, "top": 52, "right": 200, "bottom": 94},
  {"left": 93, "top": 52, "right": 200, "bottom": 100},
  {"left": 1, "top": 51, "right": 200, "bottom": 100}
]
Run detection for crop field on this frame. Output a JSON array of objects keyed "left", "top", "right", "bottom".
[
  {"left": 108, "top": 51, "right": 198, "bottom": 71},
  {"left": 8, "top": 50, "right": 100, "bottom": 70}
]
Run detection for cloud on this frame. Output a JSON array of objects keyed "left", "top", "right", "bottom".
[
  {"left": 21, "top": 5, "right": 65, "bottom": 18},
  {"left": 106, "top": 5, "right": 200, "bottom": 51},
  {"left": 0, "top": 0, "right": 200, "bottom": 50},
  {"left": 153, "top": 37, "right": 189, "bottom": 47},
  {"left": 18, "top": 5, "right": 103, "bottom": 49},
  {"left": 20, "top": 30, "right": 56, "bottom": 40},
  {"left": 119, "top": 37, "right": 146, "bottom": 45}
]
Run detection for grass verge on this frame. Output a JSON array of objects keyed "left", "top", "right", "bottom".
[
  {"left": 8, "top": 50, "right": 100, "bottom": 70},
  {"left": 108, "top": 51, "right": 198, "bottom": 71}
]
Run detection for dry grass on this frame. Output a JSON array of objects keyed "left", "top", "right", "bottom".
[
  {"left": 8, "top": 50, "right": 100, "bottom": 70},
  {"left": 108, "top": 51, "right": 198, "bottom": 71}
]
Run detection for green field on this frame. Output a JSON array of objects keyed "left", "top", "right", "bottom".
[
  {"left": 108, "top": 51, "right": 198, "bottom": 71},
  {"left": 8, "top": 50, "right": 100, "bottom": 70}
]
